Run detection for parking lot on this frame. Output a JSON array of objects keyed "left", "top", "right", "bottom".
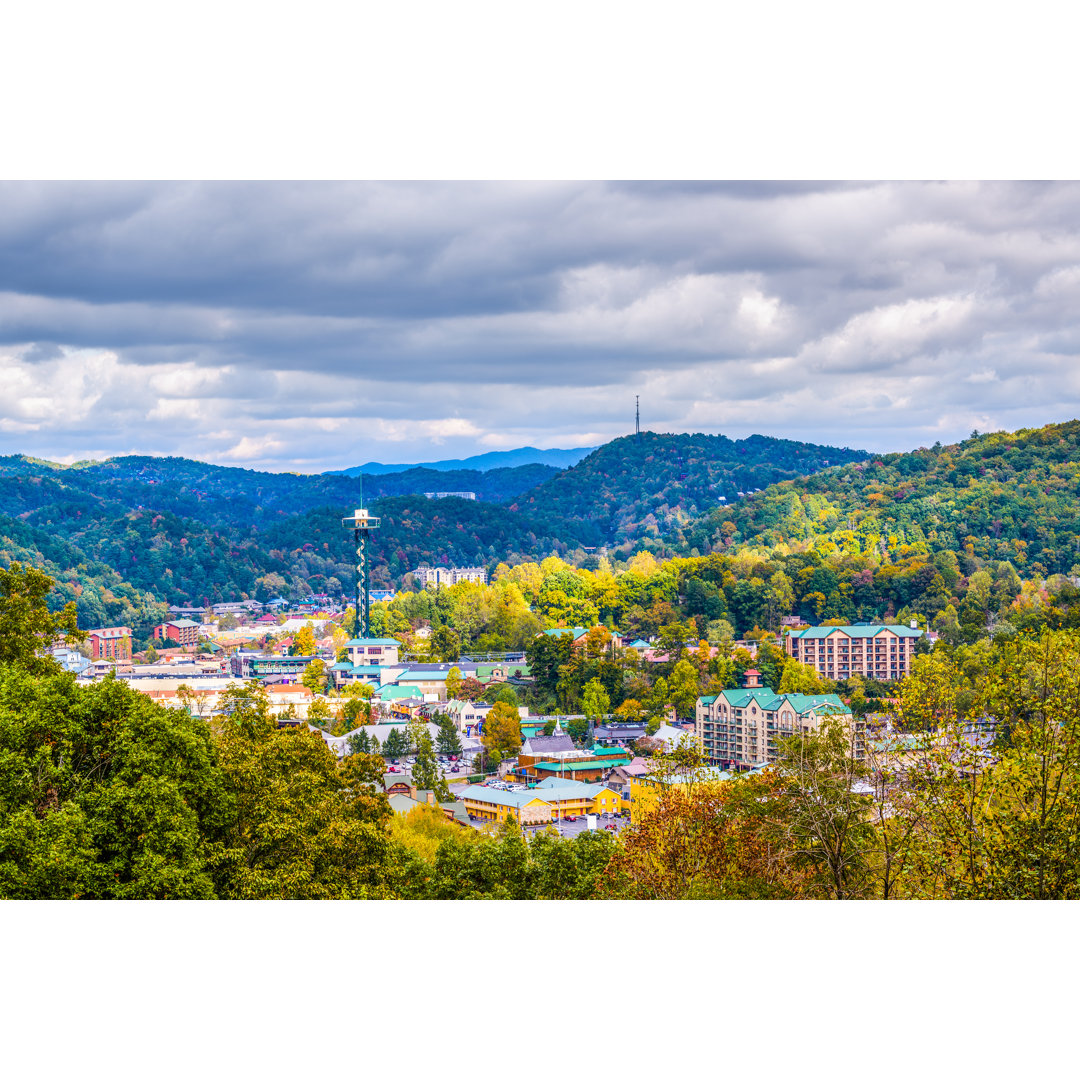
[
  {"left": 459, "top": 806, "right": 631, "bottom": 837},
  {"left": 385, "top": 757, "right": 480, "bottom": 782}
]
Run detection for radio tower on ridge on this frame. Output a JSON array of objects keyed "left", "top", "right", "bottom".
[{"left": 635, "top": 394, "right": 640, "bottom": 439}]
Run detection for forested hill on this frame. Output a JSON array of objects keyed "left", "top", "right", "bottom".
[
  {"left": 0, "top": 429, "right": 869, "bottom": 627},
  {"left": 683, "top": 421, "right": 1080, "bottom": 576},
  {"left": 0, "top": 454, "right": 555, "bottom": 524},
  {"left": 511, "top": 432, "right": 869, "bottom": 547}
]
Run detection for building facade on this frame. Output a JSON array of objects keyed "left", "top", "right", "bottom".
[
  {"left": 695, "top": 688, "right": 858, "bottom": 769},
  {"left": 87, "top": 626, "right": 132, "bottom": 662},
  {"left": 154, "top": 619, "right": 200, "bottom": 646},
  {"left": 410, "top": 565, "right": 487, "bottom": 587},
  {"left": 784, "top": 623, "right": 923, "bottom": 681}
]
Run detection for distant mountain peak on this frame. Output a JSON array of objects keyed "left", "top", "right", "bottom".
[{"left": 327, "top": 445, "right": 598, "bottom": 476}]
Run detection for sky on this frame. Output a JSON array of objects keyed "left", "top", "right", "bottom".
[{"left": 3, "top": 180, "right": 1080, "bottom": 472}]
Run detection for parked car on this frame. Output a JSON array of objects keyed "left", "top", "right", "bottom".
[
  {"left": 451, "top": 766, "right": 460, "bottom": 773},
  {"left": 564, "top": 815, "right": 578, "bottom": 822}
]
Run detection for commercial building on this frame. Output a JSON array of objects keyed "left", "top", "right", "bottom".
[
  {"left": 229, "top": 652, "right": 317, "bottom": 682},
  {"left": 459, "top": 777, "right": 622, "bottom": 825},
  {"left": 330, "top": 637, "right": 404, "bottom": 690},
  {"left": 87, "top": 626, "right": 132, "bottom": 662},
  {"left": 784, "top": 623, "right": 923, "bottom": 681},
  {"left": 514, "top": 734, "right": 629, "bottom": 784},
  {"left": 695, "top": 688, "right": 858, "bottom": 769}
]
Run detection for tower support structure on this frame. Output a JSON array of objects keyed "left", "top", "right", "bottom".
[{"left": 341, "top": 506, "right": 380, "bottom": 637}]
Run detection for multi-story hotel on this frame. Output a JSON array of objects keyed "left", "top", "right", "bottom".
[
  {"left": 86, "top": 626, "right": 132, "bottom": 662},
  {"left": 695, "top": 688, "right": 858, "bottom": 769},
  {"left": 153, "top": 618, "right": 201, "bottom": 647},
  {"left": 410, "top": 565, "right": 487, "bottom": 587},
  {"left": 784, "top": 623, "right": 923, "bottom": 682}
]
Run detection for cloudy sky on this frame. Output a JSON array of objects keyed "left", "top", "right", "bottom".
[{"left": 3, "top": 180, "right": 1080, "bottom": 472}]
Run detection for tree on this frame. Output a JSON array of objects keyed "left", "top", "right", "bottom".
[
  {"left": 614, "top": 698, "right": 646, "bottom": 723},
  {"left": 0, "top": 668, "right": 225, "bottom": 899},
  {"left": 145, "top": 644, "right": 159, "bottom": 663},
  {"left": 568, "top": 716, "right": 590, "bottom": 743},
  {"left": 762, "top": 719, "right": 876, "bottom": 899},
  {"left": 176, "top": 683, "right": 213, "bottom": 719},
  {"left": 446, "top": 666, "right": 463, "bottom": 699},
  {"left": 430, "top": 626, "right": 461, "bottom": 663},
  {"left": 307, "top": 697, "right": 331, "bottom": 727},
  {"left": 292, "top": 622, "right": 317, "bottom": 656},
  {"left": 581, "top": 678, "right": 611, "bottom": 722},
  {"left": 348, "top": 728, "right": 373, "bottom": 755},
  {"left": 302, "top": 657, "right": 328, "bottom": 694},
  {"left": 903, "top": 630, "right": 1080, "bottom": 899},
  {"left": 482, "top": 701, "right": 522, "bottom": 761},
  {"left": 667, "top": 659, "right": 701, "bottom": 720},
  {"left": 341, "top": 693, "right": 372, "bottom": 728},
  {"left": 436, "top": 714, "right": 463, "bottom": 757},
  {"left": 0, "top": 562, "right": 81, "bottom": 674},
  {"left": 604, "top": 768, "right": 795, "bottom": 899},
  {"left": 211, "top": 720, "right": 393, "bottom": 899},
  {"left": 458, "top": 676, "right": 485, "bottom": 701},
  {"left": 411, "top": 728, "right": 440, "bottom": 791},
  {"left": 777, "top": 660, "right": 825, "bottom": 695},
  {"left": 383, "top": 727, "right": 408, "bottom": 761}
]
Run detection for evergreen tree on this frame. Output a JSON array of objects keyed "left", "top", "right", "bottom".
[
  {"left": 383, "top": 727, "right": 407, "bottom": 760},
  {"left": 412, "top": 729, "right": 440, "bottom": 791},
  {"left": 437, "top": 714, "right": 463, "bottom": 757},
  {"left": 348, "top": 728, "right": 373, "bottom": 755}
]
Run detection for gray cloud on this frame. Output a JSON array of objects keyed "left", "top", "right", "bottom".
[{"left": 2, "top": 181, "right": 1080, "bottom": 469}]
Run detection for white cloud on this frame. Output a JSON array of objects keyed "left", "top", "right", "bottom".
[{"left": 1, "top": 181, "right": 1080, "bottom": 468}]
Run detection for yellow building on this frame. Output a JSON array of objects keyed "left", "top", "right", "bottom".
[{"left": 460, "top": 780, "right": 622, "bottom": 825}]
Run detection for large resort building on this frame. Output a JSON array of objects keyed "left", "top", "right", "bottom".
[
  {"left": 784, "top": 623, "right": 923, "bottom": 681},
  {"left": 410, "top": 565, "right": 487, "bottom": 588},
  {"left": 695, "top": 688, "right": 858, "bottom": 770}
]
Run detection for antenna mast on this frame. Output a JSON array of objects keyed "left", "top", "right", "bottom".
[{"left": 635, "top": 394, "right": 640, "bottom": 438}]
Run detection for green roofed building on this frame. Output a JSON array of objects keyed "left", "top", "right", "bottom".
[
  {"left": 695, "top": 686, "right": 858, "bottom": 771},
  {"left": 784, "top": 623, "right": 923, "bottom": 682}
]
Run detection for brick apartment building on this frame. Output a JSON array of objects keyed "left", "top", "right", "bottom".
[
  {"left": 87, "top": 626, "right": 132, "bottom": 662},
  {"left": 153, "top": 619, "right": 201, "bottom": 647},
  {"left": 784, "top": 623, "right": 923, "bottom": 681}
]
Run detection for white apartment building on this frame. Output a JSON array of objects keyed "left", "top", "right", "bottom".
[{"left": 410, "top": 565, "right": 487, "bottom": 587}]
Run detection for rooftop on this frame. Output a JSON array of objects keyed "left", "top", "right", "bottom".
[{"left": 788, "top": 624, "right": 923, "bottom": 640}]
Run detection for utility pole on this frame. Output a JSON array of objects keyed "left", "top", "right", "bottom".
[{"left": 341, "top": 476, "right": 381, "bottom": 638}]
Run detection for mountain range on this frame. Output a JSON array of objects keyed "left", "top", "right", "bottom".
[
  {"left": 5, "top": 421, "right": 1079, "bottom": 639},
  {"left": 329, "top": 445, "right": 597, "bottom": 475}
]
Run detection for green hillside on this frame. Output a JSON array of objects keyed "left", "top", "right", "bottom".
[
  {"left": 684, "top": 421, "right": 1080, "bottom": 577},
  {"left": 513, "top": 431, "right": 868, "bottom": 547},
  {"left": 0, "top": 430, "right": 870, "bottom": 619}
]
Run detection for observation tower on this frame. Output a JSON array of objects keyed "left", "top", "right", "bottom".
[{"left": 341, "top": 501, "right": 381, "bottom": 637}]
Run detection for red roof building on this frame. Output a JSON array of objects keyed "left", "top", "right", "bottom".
[{"left": 87, "top": 626, "right": 132, "bottom": 661}]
